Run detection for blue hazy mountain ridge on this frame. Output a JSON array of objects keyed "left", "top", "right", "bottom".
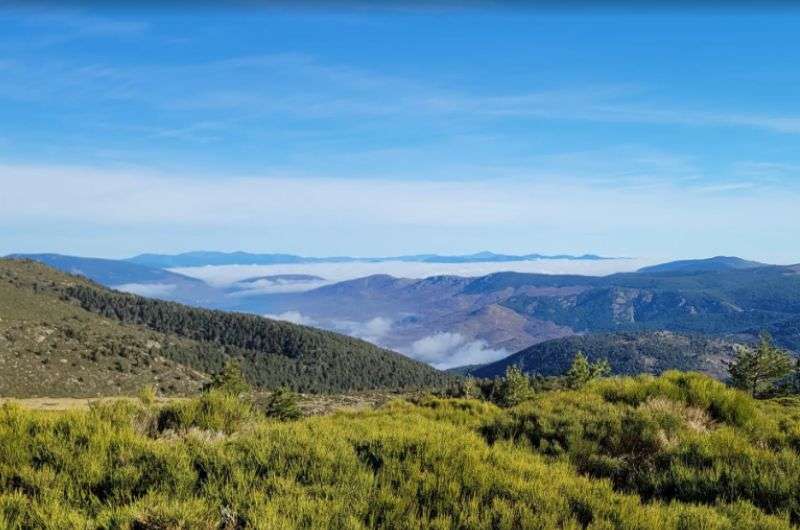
[
  {"left": 253, "top": 262, "right": 800, "bottom": 356},
  {"left": 126, "top": 250, "right": 613, "bottom": 268},
  {"left": 637, "top": 256, "right": 765, "bottom": 274},
  {"left": 236, "top": 274, "right": 327, "bottom": 283},
  {"left": 6, "top": 254, "right": 203, "bottom": 286},
  {"left": 6, "top": 254, "right": 226, "bottom": 306},
  {"left": 10, "top": 253, "right": 800, "bottom": 365}
]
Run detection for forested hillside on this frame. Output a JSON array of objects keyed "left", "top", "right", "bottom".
[
  {"left": 466, "top": 331, "right": 749, "bottom": 379},
  {"left": 0, "top": 259, "right": 452, "bottom": 396}
]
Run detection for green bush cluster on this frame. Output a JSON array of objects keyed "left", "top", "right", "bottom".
[
  {"left": 0, "top": 372, "right": 797, "bottom": 529},
  {"left": 482, "top": 371, "right": 800, "bottom": 524}
]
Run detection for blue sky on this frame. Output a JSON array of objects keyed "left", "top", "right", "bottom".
[{"left": 1, "top": 5, "right": 799, "bottom": 262}]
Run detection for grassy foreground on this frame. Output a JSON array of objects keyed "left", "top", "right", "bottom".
[{"left": 1, "top": 372, "right": 799, "bottom": 529}]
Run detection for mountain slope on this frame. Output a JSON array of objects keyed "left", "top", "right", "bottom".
[
  {"left": 500, "top": 265, "right": 800, "bottom": 337},
  {"left": 467, "top": 331, "right": 752, "bottom": 380},
  {"left": 637, "top": 256, "right": 765, "bottom": 273},
  {"left": 251, "top": 263, "right": 800, "bottom": 364},
  {"left": 760, "top": 315, "right": 800, "bottom": 351},
  {"left": 7, "top": 253, "right": 202, "bottom": 287},
  {"left": 0, "top": 259, "right": 452, "bottom": 397},
  {"left": 6, "top": 253, "right": 224, "bottom": 306},
  {"left": 0, "top": 260, "right": 209, "bottom": 397}
]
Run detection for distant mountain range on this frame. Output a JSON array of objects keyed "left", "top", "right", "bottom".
[
  {"left": 126, "top": 250, "right": 614, "bottom": 268},
  {"left": 254, "top": 259, "right": 800, "bottom": 362},
  {"left": 7, "top": 252, "right": 799, "bottom": 377}
]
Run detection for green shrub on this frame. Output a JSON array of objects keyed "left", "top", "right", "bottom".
[
  {"left": 460, "top": 376, "right": 481, "bottom": 399},
  {"left": 494, "top": 366, "right": 534, "bottom": 407},
  {"left": 154, "top": 390, "right": 258, "bottom": 435},
  {"left": 137, "top": 384, "right": 157, "bottom": 406},
  {"left": 264, "top": 387, "right": 302, "bottom": 421},
  {"left": 565, "top": 351, "right": 611, "bottom": 389},
  {"left": 0, "top": 373, "right": 797, "bottom": 529},
  {"left": 482, "top": 372, "right": 800, "bottom": 524},
  {"left": 208, "top": 360, "right": 251, "bottom": 397}
]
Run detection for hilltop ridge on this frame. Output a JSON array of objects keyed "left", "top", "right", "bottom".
[
  {"left": 0, "top": 259, "right": 452, "bottom": 397},
  {"left": 637, "top": 256, "right": 766, "bottom": 273}
]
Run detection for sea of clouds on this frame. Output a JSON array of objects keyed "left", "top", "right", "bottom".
[
  {"left": 182, "top": 257, "right": 659, "bottom": 369},
  {"left": 171, "top": 257, "right": 658, "bottom": 292},
  {"left": 263, "top": 310, "right": 504, "bottom": 369}
]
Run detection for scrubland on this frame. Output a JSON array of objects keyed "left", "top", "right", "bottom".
[{"left": 0, "top": 371, "right": 798, "bottom": 529}]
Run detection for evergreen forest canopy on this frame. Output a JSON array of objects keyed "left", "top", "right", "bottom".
[{"left": 0, "top": 259, "right": 452, "bottom": 396}]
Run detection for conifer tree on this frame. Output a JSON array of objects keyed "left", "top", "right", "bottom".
[
  {"left": 210, "top": 360, "right": 251, "bottom": 396},
  {"left": 728, "top": 334, "right": 793, "bottom": 396},
  {"left": 566, "top": 352, "right": 611, "bottom": 389},
  {"left": 265, "top": 387, "right": 302, "bottom": 421},
  {"left": 499, "top": 366, "right": 533, "bottom": 407}
]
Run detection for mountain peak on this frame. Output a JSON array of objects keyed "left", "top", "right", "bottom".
[{"left": 637, "top": 256, "right": 766, "bottom": 274}]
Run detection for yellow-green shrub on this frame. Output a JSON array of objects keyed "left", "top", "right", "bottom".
[{"left": 0, "top": 373, "right": 797, "bottom": 529}]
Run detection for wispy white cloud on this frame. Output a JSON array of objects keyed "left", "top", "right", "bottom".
[
  {"left": 733, "top": 161, "right": 800, "bottom": 180},
  {"left": 13, "top": 10, "right": 151, "bottom": 36},
  {"left": 2, "top": 160, "right": 799, "bottom": 262},
  {"left": 331, "top": 317, "right": 393, "bottom": 344},
  {"left": 405, "top": 331, "right": 507, "bottom": 370},
  {"left": 0, "top": 8, "right": 149, "bottom": 53},
  {"left": 113, "top": 283, "right": 176, "bottom": 298},
  {"left": 264, "top": 311, "right": 317, "bottom": 326},
  {"left": 228, "top": 277, "right": 331, "bottom": 296},
  {"left": 2, "top": 47, "right": 800, "bottom": 136}
]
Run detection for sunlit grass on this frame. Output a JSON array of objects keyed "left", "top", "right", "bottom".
[{"left": 0, "top": 372, "right": 798, "bottom": 529}]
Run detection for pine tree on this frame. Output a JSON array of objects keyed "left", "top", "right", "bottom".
[
  {"left": 566, "top": 352, "right": 591, "bottom": 389},
  {"left": 566, "top": 352, "right": 610, "bottom": 389},
  {"left": 728, "top": 334, "right": 793, "bottom": 397},
  {"left": 499, "top": 366, "right": 533, "bottom": 407},
  {"left": 264, "top": 387, "right": 302, "bottom": 421},
  {"left": 590, "top": 358, "right": 611, "bottom": 379},
  {"left": 209, "top": 360, "right": 251, "bottom": 396}
]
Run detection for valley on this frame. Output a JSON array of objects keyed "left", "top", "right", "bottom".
[
  {"left": 5, "top": 6, "right": 800, "bottom": 528},
  {"left": 9, "top": 253, "right": 800, "bottom": 375}
]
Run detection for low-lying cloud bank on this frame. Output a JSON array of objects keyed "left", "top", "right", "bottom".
[
  {"left": 264, "top": 312, "right": 394, "bottom": 347},
  {"left": 330, "top": 317, "right": 394, "bottom": 345},
  {"left": 172, "top": 257, "right": 653, "bottom": 293},
  {"left": 229, "top": 277, "right": 331, "bottom": 296},
  {"left": 113, "top": 283, "right": 177, "bottom": 298},
  {"left": 264, "top": 311, "right": 318, "bottom": 326},
  {"left": 261, "top": 312, "right": 503, "bottom": 370},
  {"left": 406, "top": 332, "right": 508, "bottom": 370}
]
